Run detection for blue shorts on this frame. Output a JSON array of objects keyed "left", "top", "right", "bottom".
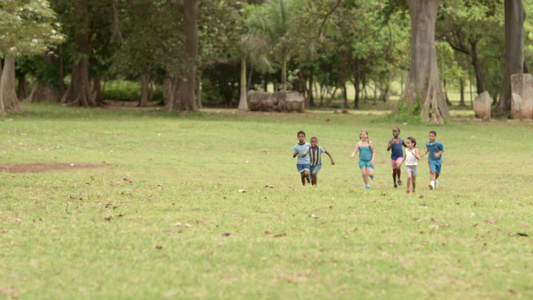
[
  {"left": 297, "top": 164, "right": 310, "bottom": 173},
  {"left": 359, "top": 160, "right": 374, "bottom": 169},
  {"left": 428, "top": 160, "right": 442, "bottom": 174},
  {"left": 310, "top": 164, "right": 322, "bottom": 174}
]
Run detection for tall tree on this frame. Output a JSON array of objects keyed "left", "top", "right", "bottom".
[
  {"left": 0, "top": 0, "right": 63, "bottom": 114},
  {"left": 496, "top": 0, "right": 526, "bottom": 113},
  {"left": 60, "top": 0, "right": 95, "bottom": 107},
  {"left": 392, "top": 0, "right": 449, "bottom": 123},
  {"left": 179, "top": 0, "right": 199, "bottom": 111}
]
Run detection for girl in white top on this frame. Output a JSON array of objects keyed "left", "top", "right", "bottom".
[{"left": 404, "top": 137, "right": 420, "bottom": 194}]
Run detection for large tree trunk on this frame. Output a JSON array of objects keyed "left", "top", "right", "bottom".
[
  {"left": 169, "top": 0, "right": 199, "bottom": 112},
  {"left": 238, "top": 57, "right": 248, "bottom": 111},
  {"left": 139, "top": 74, "right": 149, "bottom": 107},
  {"left": 61, "top": 0, "right": 95, "bottom": 107},
  {"left": 0, "top": 58, "right": 23, "bottom": 114},
  {"left": 17, "top": 75, "right": 28, "bottom": 100},
  {"left": 470, "top": 41, "right": 485, "bottom": 94},
  {"left": 393, "top": 0, "right": 449, "bottom": 123},
  {"left": 497, "top": 0, "right": 526, "bottom": 113}
]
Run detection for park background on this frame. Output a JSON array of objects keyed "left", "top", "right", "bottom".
[{"left": 1, "top": 0, "right": 533, "bottom": 299}]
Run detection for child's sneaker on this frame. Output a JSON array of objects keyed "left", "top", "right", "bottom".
[
  {"left": 397, "top": 179, "right": 403, "bottom": 186},
  {"left": 365, "top": 184, "right": 370, "bottom": 190},
  {"left": 435, "top": 180, "right": 439, "bottom": 188},
  {"left": 370, "top": 175, "right": 375, "bottom": 180},
  {"left": 429, "top": 181, "right": 434, "bottom": 190},
  {"left": 406, "top": 190, "right": 410, "bottom": 194},
  {"left": 394, "top": 183, "right": 398, "bottom": 188}
]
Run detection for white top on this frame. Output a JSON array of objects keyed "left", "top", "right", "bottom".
[{"left": 405, "top": 148, "right": 418, "bottom": 166}]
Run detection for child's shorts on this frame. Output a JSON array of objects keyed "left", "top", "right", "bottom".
[
  {"left": 405, "top": 166, "right": 418, "bottom": 176},
  {"left": 310, "top": 164, "right": 322, "bottom": 174},
  {"left": 297, "top": 163, "right": 310, "bottom": 173},
  {"left": 428, "top": 160, "right": 442, "bottom": 174},
  {"left": 391, "top": 157, "right": 404, "bottom": 169},
  {"left": 359, "top": 160, "right": 374, "bottom": 169}
]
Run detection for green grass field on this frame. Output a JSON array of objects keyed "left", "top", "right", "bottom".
[{"left": 1, "top": 103, "right": 532, "bottom": 299}]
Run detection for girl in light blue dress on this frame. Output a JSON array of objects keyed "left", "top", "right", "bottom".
[{"left": 351, "top": 130, "right": 376, "bottom": 189}]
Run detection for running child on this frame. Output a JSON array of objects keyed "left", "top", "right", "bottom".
[
  {"left": 387, "top": 127, "right": 407, "bottom": 188},
  {"left": 293, "top": 130, "right": 311, "bottom": 185},
  {"left": 421, "top": 131, "right": 444, "bottom": 190},
  {"left": 351, "top": 130, "right": 375, "bottom": 190},
  {"left": 308, "top": 137, "right": 335, "bottom": 186},
  {"left": 404, "top": 137, "right": 420, "bottom": 194}
]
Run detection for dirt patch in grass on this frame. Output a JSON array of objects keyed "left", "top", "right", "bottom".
[{"left": 0, "top": 163, "right": 107, "bottom": 174}]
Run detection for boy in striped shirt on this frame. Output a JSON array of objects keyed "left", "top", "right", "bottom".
[{"left": 308, "top": 137, "right": 335, "bottom": 185}]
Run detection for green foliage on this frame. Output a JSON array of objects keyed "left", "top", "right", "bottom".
[
  {"left": 0, "top": 0, "right": 64, "bottom": 58},
  {"left": 101, "top": 80, "right": 162, "bottom": 101}
]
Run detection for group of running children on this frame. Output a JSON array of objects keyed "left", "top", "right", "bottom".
[{"left": 292, "top": 128, "right": 444, "bottom": 193}]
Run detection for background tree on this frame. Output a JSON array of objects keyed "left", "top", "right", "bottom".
[
  {"left": 391, "top": 0, "right": 450, "bottom": 123},
  {"left": 496, "top": 0, "right": 526, "bottom": 113},
  {"left": 0, "top": 0, "right": 63, "bottom": 114}
]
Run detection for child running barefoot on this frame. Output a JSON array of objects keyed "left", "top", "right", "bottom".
[
  {"left": 404, "top": 137, "right": 420, "bottom": 194},
  {"left": 387, "top": 127, "right": 407, "bottom": 188},
  {"left": 308, "top": 137, "right": 335, "bottom": 186},
  {"left": 351, "top": 130, "right": 375, "bottom": 190},
  {"left": 421, "top": 131, "right": 444, "bottom": 190},
  {"left": 293, "top": 130, "right": 311, "bottom": 185}
]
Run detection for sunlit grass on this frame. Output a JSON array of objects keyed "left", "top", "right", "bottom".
[{"left": 0, "top": 103, "right": 531, "bottom": 299}]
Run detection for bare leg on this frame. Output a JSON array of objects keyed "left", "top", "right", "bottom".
[
  {"left": 300, "top": 172, "right": 306, "bottom": 185},
  {"left": 367, "top": 167, "right": 374, "bottom": 179},
  {"left": 362, "top": 167, "right": 369, "bottom": 185},
  {"left": 312, "top": 173, "right": 317, "bottom": 185},
  {"left": 397, "top": 167, "right": 402, "bottom": 182},
  {"left": 412, "top": 176, "right": 416, "bottom": 192},
  {"left": 392, "top": 169, "right": 397, "bottom": 185},
  {"left": 406, "top": 170, "right": 412, "bottom": 191}
]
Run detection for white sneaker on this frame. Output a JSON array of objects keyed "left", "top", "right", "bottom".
[
  {"left": 429, "top": 182, "right": 434, "bottom": 190},
  {"left": 435, "top": 180, "right": 439, "bottom": 188}
]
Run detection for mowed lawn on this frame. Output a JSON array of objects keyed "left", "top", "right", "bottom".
[{"left": 0, "top": 104, "right": 532, "bottom": 299}]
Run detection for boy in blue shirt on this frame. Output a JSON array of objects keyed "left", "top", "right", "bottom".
[
  {"left": 421, "top": 131, "right": 444, "bottom": 190},
  {"left": 292, "top": 130, "right": 311, "bottom": 185}
]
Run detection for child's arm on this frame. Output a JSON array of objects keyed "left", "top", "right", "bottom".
[
  {"left": 386, "top": 139, "right": 393, "bottom": 151},
  {"left": 369, "top": 141, "right": 376, "bottom": 166},
  {"left": 301, "top": 147, "right": 309, "bottom": 158},
  {"left": 402, "top": 139, "right": 408, "bottom": 147},
  {"left": 326, "top": 151, "right": 335, "bottom": 165},
  {"left": 293, "top": 147, "right": 299, "bottom": 158},
  {"left": 433, "top": 149, "right": 443, "bottom": 159},
  {"left": 351, "top": 143, "right": 360, "bottom": 158},
  {"left": 421, "top": 148, "right": 429, "bottom": 157},
  {"left": 413, "top": 148, "right": 420, "bottom": 160}
]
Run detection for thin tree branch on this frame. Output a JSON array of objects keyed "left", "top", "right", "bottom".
[{"left": 317, "top": 0, "right": 343, "bottom": 38}]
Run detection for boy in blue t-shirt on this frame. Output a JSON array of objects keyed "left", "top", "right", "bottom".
[
  {"left": 421, "top": 130, "right": 444, "bottom": 190},
  {"left": 292, "top": 130, "right": 311, "bottom": 185}
]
